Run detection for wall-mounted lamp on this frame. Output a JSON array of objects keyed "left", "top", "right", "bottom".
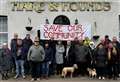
[
  {"left": 75, "top": 19, "right": 78, "bottom": 24},
  {"left": 25, "top": 17, "right": 33, "bottom": 31},
  {"left": 45, "top": 18, "right": 49, "bottom": 24},
  {"left": 93, "top": 21, "right": 99, "bottom": 41}
]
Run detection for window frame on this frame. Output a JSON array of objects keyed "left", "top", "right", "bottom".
[{"left": 0, "top": 15, "right": 8, "bottom": 48}]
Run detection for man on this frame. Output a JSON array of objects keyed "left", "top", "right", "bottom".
[
  {"left": 23, "top": 34, "right": 33, "bottom": 74},
  {"left": 49, "top": 37, "right": 56, "bottom": 76},
  {"left": 64, "top": 41, "right": 72, "bottom": 67},
  {"left": 14, "top": 39, "right": 25, "bottom": 79},
  {"left": 112, "top": 36, "right": 120, "bottom": 77},
  {"left": 104, "top": 35, "right": 111, "bottom": 48},
  {"left": 10, "top": 33, "right": 18, "bottom": 73},
  {"left": 27, "top": 37, "right": 45, "bottom": 81},
  {"left": 74, "top": 40, "right": 89, "bottom": 76}
]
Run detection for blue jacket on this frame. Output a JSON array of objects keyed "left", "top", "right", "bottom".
[
  {"left": 16, "top": 46, "right": 26, "bottom": 60},
  {"left": 44, "top": 47, "right": 53, "bottom": 62}
]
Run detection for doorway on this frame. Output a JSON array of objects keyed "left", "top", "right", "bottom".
[{"left": 53, "top": 15, "right": 70, "bottom": 25}]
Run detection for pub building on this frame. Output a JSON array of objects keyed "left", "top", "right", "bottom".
[{"left": 0, "top": 0, "right": 120, "bottom": 47}]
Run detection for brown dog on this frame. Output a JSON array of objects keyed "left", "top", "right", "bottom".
[
  {"left": 61, "top": 64, "right": 78, "bottom": 78},
  {"left": 87, "top": 68, "right": 97, "bottom": 78}
]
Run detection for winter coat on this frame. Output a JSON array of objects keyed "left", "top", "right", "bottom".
[
  {"left": 23, "top": 38, "right": 33, "bottom": 54},
  {"left": 10, "top": 39, "right": 17, "bottom": 57},
  {"left": 16, "top": 46, "right": 26, "bottom": 60},
  {"left": 65, "top": 45, "right": 75, "bottom": 66},
  {"left": 113, "top": 41, "right": 120, "bottom": 63},
  {"left": 55, "top": 45, "right": 65, "bottom": 64},
  {"left": 44, "top": 47, "right": 53, "bottom": 62},
  {"left": 107, "top": 47, "right": 119, "bottom": 64},
  {"left": 49, "top": 40, "right": 56, "bottom": 63},
  {"left": 0, "top": 48, "right": 12, "bottom": 72},
  {"left": 74, "top": 44, "right": 89, "bottom": 63},
  {"left": 94, "top": 47, "right": 107, "bottom": 67},
  {"left": 67, "top": 42, "right": 76, "bottom": 65}
]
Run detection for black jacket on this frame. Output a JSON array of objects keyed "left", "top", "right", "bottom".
[{"left": 94, "top": 47, "right": 107, "bottom": 67}]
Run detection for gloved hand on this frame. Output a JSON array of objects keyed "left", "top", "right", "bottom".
[{"left": 48, "top": 61, "right": 51, "bottom": 64}]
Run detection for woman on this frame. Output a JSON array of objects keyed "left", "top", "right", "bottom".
[
  {"left": 55, "top": 41, "right": 65, "bottom": 75},
  {"left": 14, "top": 39, "right": 25, "bottom": 79},
  {"left": 94, "top": 43, "right": 107, "bottom": 80},
  {"left": 107, "top": 42, "right": 119, "bottom": 80},
  {"left": 27, "top": 37, "right": 45, "bottom": 81},
  {"left": 0, "top": 43, "right": 12, "bottom": 80}
]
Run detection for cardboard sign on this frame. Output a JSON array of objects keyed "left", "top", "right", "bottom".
[{"left": 39, "top": 24, "right": 91, "bottom": 40}]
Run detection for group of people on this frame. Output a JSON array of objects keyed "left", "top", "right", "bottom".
[{"left": 0, "top": 33, "right": 120, "bottom": 81}]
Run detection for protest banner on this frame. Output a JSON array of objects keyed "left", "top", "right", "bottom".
[{"left": 39, "top": 24, "right": 91, "bottom": 40}]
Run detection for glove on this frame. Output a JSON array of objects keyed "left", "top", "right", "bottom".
[{"left": 48, "top": 61, "right": 51, "bottom": 64}]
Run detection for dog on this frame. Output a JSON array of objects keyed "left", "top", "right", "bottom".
[
  {"left": 61, "top": 64, "right": 78, "bottom": 78},
  {"left": 87, "top": 68, "right": 97, "bottom": 78}
]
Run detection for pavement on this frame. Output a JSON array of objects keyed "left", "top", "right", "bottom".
[{"left": 0, "top": 75, "right": 120, "bottom": 82}]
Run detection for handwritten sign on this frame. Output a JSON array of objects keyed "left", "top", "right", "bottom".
[{"left": 39, "top": 24, "right": 91, "bottom": 40}]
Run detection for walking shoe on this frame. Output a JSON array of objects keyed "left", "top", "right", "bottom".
[
  {"left": 14, "top": 75, "right": 19, "bottom": 79},
  {"left": 102, "top": 77, "right": 105, "bottom": 80},
  {"left": 37, "top": 78, "right": 40, "bottom": 81},
  {"left": 98, "top": 77, "right": 101, "bottom": 80},
  {"left": 2, "top": 75, "right": 5, "bottom": 80},
  {"left": 22, "top": 75, "right": 26, "bottom": 79},
  {"left": 44, "top": 76, "right": 49, "bottom": 80},
  {"left": 31, "top": 78, "right": 35, "bottom": 81}
]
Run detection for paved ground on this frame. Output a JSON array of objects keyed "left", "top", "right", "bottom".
[{"left": 0, "top": 75, "right": 120, "bottom": 82}]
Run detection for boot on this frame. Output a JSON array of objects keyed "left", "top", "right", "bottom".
[
  {"left": 4, "top": 73, "right": 9, "bottom": 80},
  {"left": 44, "top": 75, "right": 48, "bottom": 80},
  {"left": 2, "top": 74, "right": 5, "bottom": 80}
]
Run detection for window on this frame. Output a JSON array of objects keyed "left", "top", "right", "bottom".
[
  {"left": 0, "top": 16, "right": 8, "bottom": 48},
  {"left": 119, "top": 15, "right": 120, "bottom": 41}
]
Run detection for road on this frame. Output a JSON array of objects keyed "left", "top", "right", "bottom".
[{"left": 0, "top": 75, "right": 120, "bottom": 82}]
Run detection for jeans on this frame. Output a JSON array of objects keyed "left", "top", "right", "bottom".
[
  {"left": 49, "top": 61, "right": 56, "bottom": 75},
  {"left": 15, "top": 60, "right": 24, "bottom": 76},
  {"left": 24, "top": 60, "right": 31, "bottom": 75},
  {"left": 112, "top": 64, "right": 118, "bottom": 78},
  {"left": 42, "top": 62, "right": 50, "bottom": 76}
]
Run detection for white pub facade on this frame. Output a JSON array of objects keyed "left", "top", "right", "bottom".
[{"left": 0, "top": 0, "right": 120, "bottom": 47}]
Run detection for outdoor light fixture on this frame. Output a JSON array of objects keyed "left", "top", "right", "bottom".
[
  {"left": 25, "top": 17, "right": 33, "bottom": 31},
  {"left": 93, "top": 21, "right": 100, "bottom": 40},
  {"left": 75, "top": 19, "right": 78, "bottom": 24},
  {"left": 45, "top": 18, "right": 49, "bottom": 24}
]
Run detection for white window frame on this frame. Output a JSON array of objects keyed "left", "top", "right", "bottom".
[{"left": 0, "top": 16, "right": 8, "bottom": 48}]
